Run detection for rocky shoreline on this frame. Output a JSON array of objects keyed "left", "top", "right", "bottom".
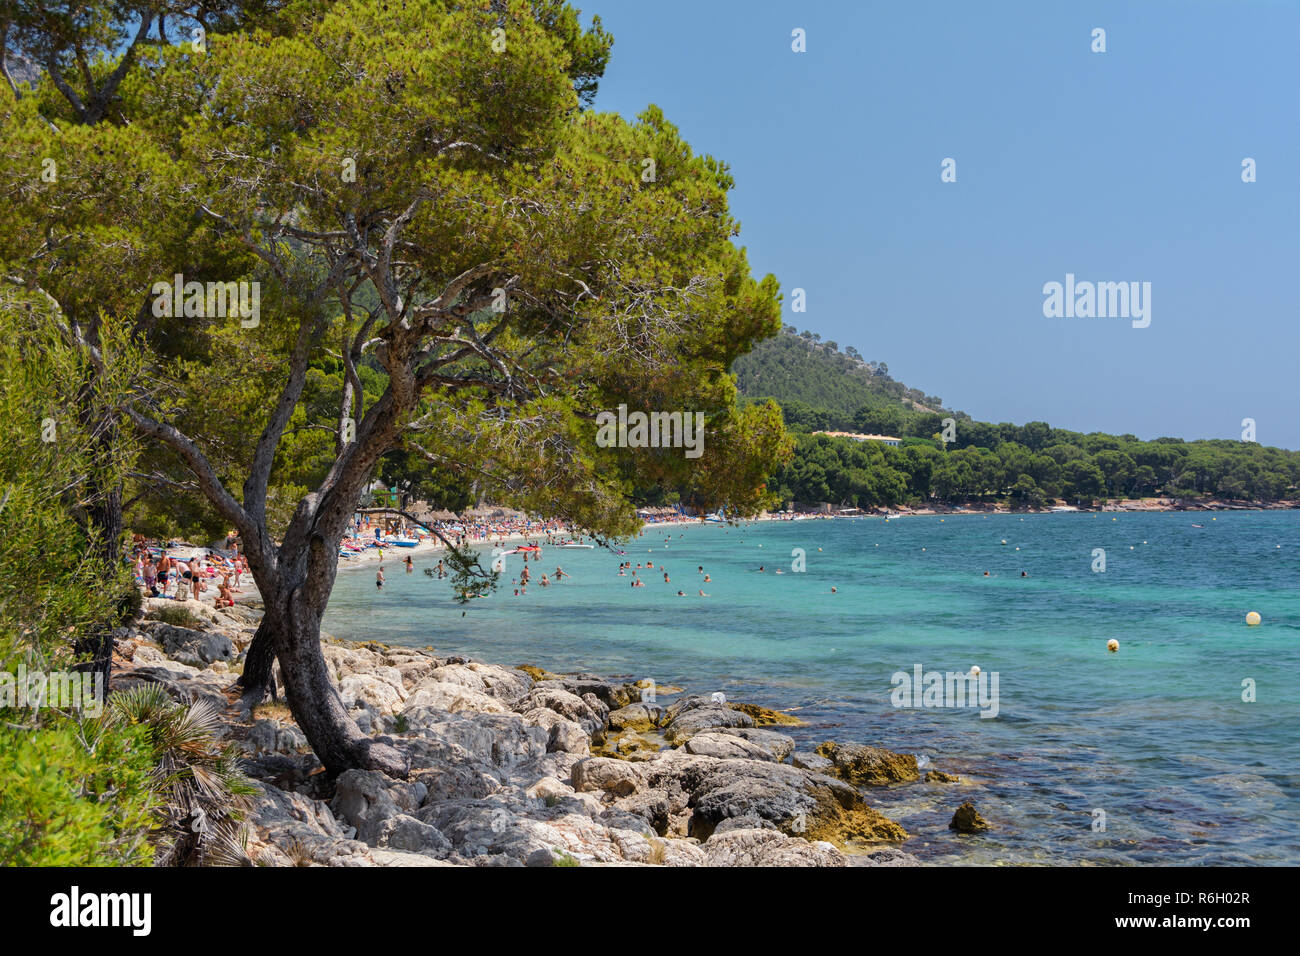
[{"left": 110, "top": 598, "right": 976, "bottom": 867}]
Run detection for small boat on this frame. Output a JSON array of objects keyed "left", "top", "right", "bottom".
[
  {"left": 1191, "top": 523, "right": 1204, "bottom": 528},
  {"left": 388, "top": 537, "right": 420, "bottom": 548},
  {"left": 555, "top": 541, "right": 593, "bottom": 549}
]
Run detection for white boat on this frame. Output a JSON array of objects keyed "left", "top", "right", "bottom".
[
  {"left": 1049, "top": 506, "right": 1079, "bottom": 513},
  {"left": 555, "top": 542, "right": 593, "bottom": 549}
]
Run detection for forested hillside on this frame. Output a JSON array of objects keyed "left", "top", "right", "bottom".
[
  {"left": 733, "top": 327, "right": 956, "bottom": 435},
  {"left": 736, "top": 329, "right": 1300, "bottom": 509}
]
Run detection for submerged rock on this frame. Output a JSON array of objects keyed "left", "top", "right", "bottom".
[
  {"left": 949, "top": 801, "right": 991, "bottom": 833},
  {"left": 925, "top": 770, "right": 960, "bottom": 783},
  {"left": 815, "top": 741, "right": 919, "bottom": 786},
  {"left": 727, "top": 702, "right": 804, "bottom": 727}
]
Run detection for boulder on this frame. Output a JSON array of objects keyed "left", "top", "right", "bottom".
[
  {"left": 638, "top": 751, "right": 907, "bottom": 846},
  {"left": 791, "top": 751, "right": 834, "bottom": 773},
  {"left": 608, "top": 702, "right": 663, "bottom": 732},
  {"left": 154, "top": 623, "right": 235, "bottom": 665},
  {"left": 703, "top": 828, "right": 847, "bottom": 867},
  {"left": 607, "top": 788, "right": 673, "bottom": 835},
  {"left": 330, "top": 769, "right": 426, "bottom": 842},
  {"left": 571, "top": 757, "right": 646, "bottom": 798},
  {"left": 518, "top": 706, "right": 591, "bottom": 755},
  {"left": 534, "top": 676, "right": 639, "bottom": 711},
  {"left": 683, "top": 732, "right": 778, "bottom": 762},
  {"left": 246, "top": 779, "right": 375, "bottom": 867},
  {"left": 370, "top": 813, "right": 453, "bottom": 856},
  {"left": 516, "top": 687, "right": 603, "bottom": 737},
  {"left": 403, "top": 681, "right": 511, "bottom": 716},
  {"left": 402, "top": 712, "right": 547, "bottom": 772},
  {"left": 661, "top": 696, "right": 755, "bottom": 742},
  {"left": 717, "top": 728, "right": 796, "bottom": 762},
  {"left": 340, "top": 673, "right": 407, "bottom": 718}
]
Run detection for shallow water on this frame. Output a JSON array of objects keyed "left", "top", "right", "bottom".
[{"left": 323, "top": 511, "right": 1300, "bottom": 865}]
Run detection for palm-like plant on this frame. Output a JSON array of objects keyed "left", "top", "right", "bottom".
[{"left": 108, "top": 685, "right": 258, "bottom": 866}]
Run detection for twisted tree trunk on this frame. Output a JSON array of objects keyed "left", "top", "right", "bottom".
[{"left": 247, "top": 533, "right": 407, "bottom": 779}]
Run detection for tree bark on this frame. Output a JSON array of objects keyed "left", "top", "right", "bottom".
[
  {"left": 253, "top": 560, "right": 408, "bottom": 779},
  {"left": 236, "top": 615, "right": 277, "bottom": 707},
  {"left": 74, "top": 484, "right": 123, "bottom": 688}
]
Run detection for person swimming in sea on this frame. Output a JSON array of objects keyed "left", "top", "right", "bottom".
[{"left": 376, "top": 568, "right": 385, "bottom": 590}]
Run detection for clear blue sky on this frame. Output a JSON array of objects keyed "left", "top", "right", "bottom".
[{"left": 587, "top": 0, "right": 1300, "bottom": 448}]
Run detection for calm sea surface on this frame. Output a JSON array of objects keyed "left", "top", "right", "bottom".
[{"left": 323, "top": 512, "right": 1300, "bottom": 865}]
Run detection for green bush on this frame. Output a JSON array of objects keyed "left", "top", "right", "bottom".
[{"left": 0, "top": 716, "right": 158, "bottom": 866}]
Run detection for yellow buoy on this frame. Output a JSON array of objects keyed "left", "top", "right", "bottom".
[
  {"left": 1246, "top": 611, "right": 1261, "bottom": 627},
  {"left": 1107, "top": 639, "right": 1119, "bottom": 652}
]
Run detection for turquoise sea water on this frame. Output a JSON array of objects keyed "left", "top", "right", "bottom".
[{"left": 322, "top": 512, "right": 1300, "bottom": 865}]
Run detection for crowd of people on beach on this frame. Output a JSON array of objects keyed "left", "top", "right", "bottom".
[{"left": 132, "top": 534, "right": 246, "bottom": 609}]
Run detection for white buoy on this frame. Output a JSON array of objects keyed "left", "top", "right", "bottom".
[
  {"left": 1246, "top": 611, "right": 1261, "bottom": 627},
  {"left": 969, "top": 665, "right": 981, "bottom": 676},
  {"left": 1107, "top": 639, "right": 1119, "bottom": 652}
]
